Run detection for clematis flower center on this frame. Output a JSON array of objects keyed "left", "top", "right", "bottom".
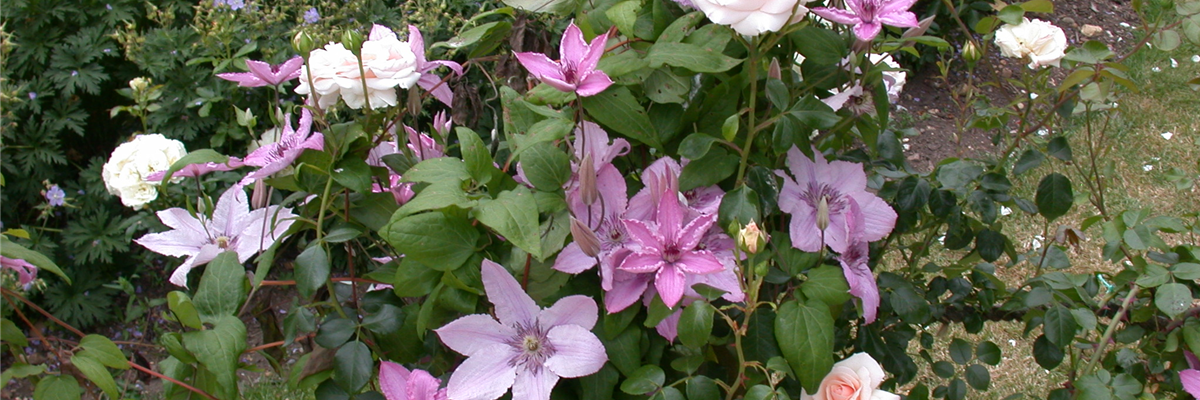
[
  {"left": 662, "top": 245, "right": 682, "bottom": 263},
  {"left": 561, "top": 60, "right": 578, "bottom": 83},
  {"left": 860, "top": 0, "right": 881, "bottom": 22},
  {"left": 216, "top": 236, "right": 232, "bottom": 249},
  {"left": 805, "top": 183, "right": 847, "bottom": 231},
  {"left": 507, "top": 322, "right": 555, "bottom": 371}
]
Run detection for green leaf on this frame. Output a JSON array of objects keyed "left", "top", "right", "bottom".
[
  {"left": 974, "top": 229, "right": 1005, "bottom": 263},
  {"left": 645, "top": 69, "right": 692, "bottom": 104},
  {"left": 295, "top": 244, "right": 330, "bottom": 299},
  {"left": 801, "top": 265, "right": 852, "bottom": 308},
  {"left": 579, "top": 364, "right": 619, "bottom": 400},
  {"left": 331, "top": 157, "right": 373, "bottom": 193},
  {"left": 34, "top": 375, "right": 81, "bottom": 400},
  {"left": 976, "top": 341, "right": 1002, "bottom": 365},
  {"left": 181, "top": 315, "right": 247, "bottom": 400},
  {"left": 391, "top": 259, "right": 443, "bottom": 297},
  {"left": 776, "top": 299, "right": 834, "bottom": 393},
  {"left": 998, "top": 4, "right": 1025, "bottom": 25},
  {"left": 679, "top": 300, "right": 715, "bottom": 348},
  {"left": 1035, "top": 173, "right": 1073, "bottom": 221},
  {"left": 949, "top": 338, "right": 973, "bottom": 364},
  {"left": 1044, "top": 306, "right": 1078, "bottom": 346},
  {"left": 1063, "top": 40, "right": 1115, "bottom": 64},
  {"left": 71, "top": 353, "right": 120, "bottom": 399},
  {"left": 166, "top": 291, "right": 203, "bottom": 330},
  {"left": 192, "top": 251, "right": 247, "bottom": 320},
  {"left": 1014, "top": 149, "right": 1045, "bottom": 175},
  {"left": 658, "top": 12, "right": 705, "bottom": 42},
  {"left": 937, "top": 160, "right": 984, "bottom": 192},
  {"left": 607, "top": 0, "right": 641, "bottom": 38},
  {"left": 687, "top": 376, "right": 721, "bottom": 400},
  {"left": 678, "top": 133, "right": 721, "bottom": 160},
  {"left": 744, "top": 385, "right": 776, "bottom": 400},
  {"left": 895, "top": 177, "right": 931, "bottom": 212},
  {"left": 520, "top": 142, "right": 572, "bottom": 191},
  {"left": 334, "top": 341, "right": 372, "bottom": 393},
  {"left": 792, "top": 27, "right": 847, "bottom": 65},
  {"left": 947, "top": 378, "right": 968, "bottom": 400},
  {"left": 1173, "top": 263, "right": 1200, "bottom": 280},
  {"left": 0, "top": 318, "right": 27, "bottom": 347},
  {"left": 396, "top": 181, "right": 475, "bottom": 218},
  {"left": 931, "top": 361, "right": 956, "bottom": 378},
  {"left": 581, "top": 86, "right": 661, "bottom": 148},
  {"left": 678, "top": 147, "right": 738, "bottom": 191},
  {"left": 509, "top": 118, "right": 575, "bottom": 159},
  {"left": 765, "top": 79, "right": 789, "bottom": 110},
  {"left": 1135, "top": 264, "right": 1171, "bottom": 287},
  {"left": 401, "top": 157, "right": 471, "bottom": 184},
  {"left": 602, "top": 325, "right": 642, "bottom": 376},
  {"left": 646, "top": 42, "right": 742, "bottom": 73},
  {"left": 316, "top": 318, "right": 357, "bottom": 349},
  {"left": 362, "top": 304, "right": 405, "bottom": 335},
  {"left": 384, "top": 211, "right": 480, "bottom": 271},
  {"left": 1032, "top": 334, "right": 1064, "bottom": 369},
  {"left": 717, "top": 185, "right": 760, "bottom": 231},
  {"left": 457, "top": 127, "right": 496, "bottom": 185},
  {"left": 1155, "top": 283, "right": 1192, "bottom": 317},
  {"left": 620, "top": 365, "right": 665, "bottom": 395},
  {"left": 474, "top": 187, "right": 543, "bottom": 260},
  {"left": 1019, "top": 0, "right": 1053, "bottom": 13},
  {"left": 1047, "top": 137, "right": 1072, "bottom": 161},
  {"left": 1152, "top": 29, "right": 1182, "bottom": 51},
  {"left": 79, "top": 335, "right": 128, "bottom": 369},
  {"left": 0, "top": 236, "right": 69, "bottom": 283}
]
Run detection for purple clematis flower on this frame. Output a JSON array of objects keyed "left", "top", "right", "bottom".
[
  {"left": 379, "top": 361, "right": 447, "bottom": 400},
  {"left": 435, "top": 259, "right": 607, "bottom": 400},
  {"left": 240, "top": 109, "right": 324, "bottom": 185},
  {"left": 514, "top": 22, "right": 614, "bottom": 97},
  {"left": 407, "top": 26, "right": 465, "bottom": 107},
  {"left": 135, "top": 185, "right": 297, "bottom": 287},
  {"left": 217, "top": 57, "right": 304, "bottom": 88},
  {"left": 837, "top": 200, "right": 881, "bottom": 324},
  {"left": 620, "top": 183, "right": 725, "bottom": 309},
  {"left": 776, "top": 146, "right": 896, "bottom": 254},
  {"left": 811, "top": 0, "right": 919, "bottom": 41},
  {"left": 145, "top": 157, "right": 245, "bottom": 182},
  {"left": 0, "top": 256, "right": 39, "bottom": 288}
]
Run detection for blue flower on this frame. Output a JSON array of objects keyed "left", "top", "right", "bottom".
[
  {"left": 45, "top": 185, "right": 66, "bottom": 207},
  {"left": 303, "top": 7, "right": 320, "bottom": 24}
]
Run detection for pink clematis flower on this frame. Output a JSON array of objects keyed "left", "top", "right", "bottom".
[
  {"left": 240, "top": 109, "right": 324, "bottom": 185},
  {"left": 217, "top": 57, "right": 304, "bottom": 87},
  {"left": 620, "top": 184, "right": 725, "bottom": 309},
  {"left": 135, "top": 185, "right": 297, "bottom": 287},
  {"left": 408, "top": 26, "right": 465, "bottom": 107},
  {"left": 514, "top": 22, "right": 614, "bottom": 97},
  {"left": 379, "top": 361, "right": 447, "bottom": 400},
  {"left": 0, "top": 256, "right": 38, "bottom": 288},
  {"left": 837, "top": 200, "right": 881, "bottom": 324},
  {"left": 435, "top": 259, "right": 607, "bottom": 400},
  {"left": 145, "top": 157, "right": 245, "bottom": 182},
  {"left": 776, "top": 146, "right": 896, "bottom": 254},
  {"left": 811, "top": 0, "right": 919, "bottom": 41}
]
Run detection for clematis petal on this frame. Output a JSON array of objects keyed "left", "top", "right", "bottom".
[
  {"left": 418, "top": 74, "right": 455, "bottom": 107},
  {"left": 787, "top": 208, "right": 823, "bottom": 252},
  {"left": 655, "top": 189, "right": 686, "bottom": 242},
  {"left": 579, "top": 27, "right": 610, "bottom": 74},
  {"left": 622, "top": 219, "right": 665, "bottom": 251},
  {"left": 245, "top": 60, "right": 277, "bottom": 83},
  {"left": 560, "top": 23, "right": 590, "bottom": 67},
  {"left": 604, "top": 272, "right": 651, "bottom": 313},
  {"left": 552, "top": 242, "right": 599, "bottom": 274},
  {"left": 408, "top": 25, "right": 428, "bottom": 66},
  {"left": 1182, "top": 369, "right": 1200, "bottom": 398},
  {"left": 825, "top": 160, "right": 868, "bottom": 196},
  {"left": 675, "top": 251, "right": 725, "bottom": 275},
  {"left": 573, "top": 71, "right": 614, "bottom": 97},
  {"left": 135, "top": 230, "right": 204, "bottom": 259},
  {"left": 435, "top": 314, "right": 514, "bottom": 356},
  {"left": 276, "top": 56, "right": 305, "bottom": 82},
  {"left": 620, "top": 252, "right": 667, "bottom": 274},
  {"left": 407, "top": 369, "right": 444, "bottom": 400},
  {"left": 544, "top": 324, "right": 608, "bottom": 378},
  {"left": 539, "top": 295, "right": 599, "bottom": 330},
  {"left": 824, "top": 212, "right": 851, "bottom": 254},
  {"left": 853, "top": 21, "right": 884, "bottom": 41},
  {"left": 514, "top": 52, "right": 567, "bottom": 83},
  {"left": 850, "top": 193, "right": 898, "bottom": 242},
  {"left": 216, "top": 72, "right": 267, "bottom": 87},
  {"left": 511, "top": 367, "right": 560, "bottom": 400},
  {"left": 369, "top": 24, "right": 398, "bottom": 41},
  {"left": 880, "top": 0, "right": 919, "bottom": 17},
  {"left": 654, "top": 309, "right": 681, "bottom": 342},
  {"left": 211, "top": 186, "right": 249, "bottom": 237},
  {"left": 445, "top": 343, "right": 517, "bottom": 400},
  {"left": 877, "top": 11, "right": 919, "bottom": 28},
  {"left": 676, "top": 213, "right": 717, "bottom": 251},
  {"left": 481, "top": 259, "right": 540, "bottom": 327},
  {"left": 810, "top": 7, "right": 863, "bottom": 25},
  {"left": 655, "top": 264, "right": 688, "bottom": 308},
  {"left": 379, "top": 361, "right": 411, "bottom": 400}
]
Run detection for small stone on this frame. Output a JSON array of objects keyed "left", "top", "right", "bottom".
[
  {"left": 1192, "top": 55, "right": 1200, "bottom": 63},
  {"left": 1061, "top": 17, "right": 1076, "bottom": 27},
  {"left": 1162, "top": 131, "right": 1173, "bottom": 140},
  {"left": 1144, "top": 164, "right": 1154, "bottom": 172},
  {"left": 1081, "top": 24, "right": 1103, "bottom": 37},
  {"left": 1171, "top": 58, "right": 1179, "bottom": 68}
]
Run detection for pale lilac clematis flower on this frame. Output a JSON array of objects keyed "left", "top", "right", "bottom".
[
  {"left": 240, "top": 109, "right": 324, "bottom": 185},
  {"left": 514, "top": 22, "right": 614, "bottom": 97},
  {"left": 135, "top": 185, "right": 297, "bottom": 287},
  {"left": 217, "top": 57, "right": 304, "bottom": 88},
  {"left": 436, "top": 260, "right": 607, "bottom": 400},
  {"left": 837, "top": 201, "right": 881, "bottom": 324},
  {"left": 407, "top": 26, "right": 464, "bottom": 107},
  {"left": 620, "top": 186, "right": 725, "bottom": 309},
  {"left": 1182, "top": 351, "right": 1200, "bottom": 398},
  {"left": 379, "top": 361, "right": 447, "bottom": 400},
  {"left": 367, "top": 125, "right": 444, "bottom": 205},
  {"left": 776, "top": 146, "right": 896, "bottom": 254},
  {"left": 145, "top": 157, "right": 245, "bottom": 182},
  {"left": 0, "top": 256, "right": 38, "bottom": 288},
  {"left": 811, "top": 0, "right": 919, "bottom": 41}
]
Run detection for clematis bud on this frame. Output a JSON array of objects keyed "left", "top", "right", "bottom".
[
  {"left": 578, "top": 153, "right": 598, "bottom": 205},
  {"left": 432, "top": 111, "right": 452, "bottom": 139},
  {"left": 569, "top": 217, "right": 602, "bottom": 257},
  {"left": 252, "top": 179, "right": 268, "bottom": 209},
  {"left": 768, "top": 58, "right": 781, "bottom": 80},
  {"left": 342, "top": 29, "right": 365, "bottom": 55},
  {"left": 816, "top": 196, "right": 831, "bottom": 232},
  {"left": 292, "top": 31, "right": 316, "bottom": 56},
  {"left": 737, "top": 220, "right": 770, "bottom": 254}
]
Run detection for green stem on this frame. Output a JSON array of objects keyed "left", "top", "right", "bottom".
[
  {"left": 1082, "top": 284, "right": 1139, "bottom": 374},
  {"left": 735, "top": 40, "right": 761, "bottom": 186}
]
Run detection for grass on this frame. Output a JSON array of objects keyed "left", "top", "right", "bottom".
[{"left": 888, "top": 28, "right": 1200, "bottom": 400}]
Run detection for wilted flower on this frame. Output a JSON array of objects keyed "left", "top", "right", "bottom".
[
  {"left": 994, "top": 18, "right": 1067, "bottom": 68},
  {"left": 217, "top": 57, "right": 304, "bottom": 88},
  {"left": 811, "top": 0, "right": 919, "bottom": 41},
  {"left": 45, "top": 185, "right": 66, "bottom": 207},
  {"left": 801, "top": 353, "right": 899, "bottom": 400},
  {"left": 102, "top": 134, "right": 187, "bottom": 209},
  {"left": 692, "top": 0, "right": 809, "bottom": 36},
  {"left": 135, "top": 186, "right": 297, "bottom": 287},
  {"left": 515, "top": 22, "right": 614, "bottom": 97},
  {"left": 436, "top": 260, "right": 607, "bottom": 400},
  {"left": 776, "top": 147, "right": 896, "bottom": 253}
]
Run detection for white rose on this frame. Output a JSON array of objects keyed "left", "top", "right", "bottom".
[
  {"left": 801, "top": 353, "right": 900, "bottom": 400},
  {"left": 296, "top": 42, "right": 360, "bottom": 109},
  {"left": 345, "top": 36, "right": 419, "bottom": 109},
  {"left": 693, "top": 0, "right": 809, "bottom": 36},
  {"left": 868, "top": 53, "right": 906, "bottom": 101},
  {"left": 994, "top": 18, "right": 1068, "bottom": 68},
  {"left": 101, "top": 134, "right": 186, "bottom": 209}
]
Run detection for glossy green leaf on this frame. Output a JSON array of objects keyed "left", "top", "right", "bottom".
[
  {"left": 0, "top": 236, "right": 69, "bottom": 283},
  {"left": 1044, "top": 306, "right": 1078, "bottom": 346},
  {"left": 801, "top": 265, "right": 852, "bottom": 308},
  {"left": 581, "top": 86, "right": 660, "bottom": 148},
  {"left": 475, "top": 187, "right": 543, "bottom": 260},
  {"left": 34, "top": 375, "right": 81, "bottom": 400},
  {"left": 646, "top": 42, "right": 742, "bottom": 73},
  {"left": 519, "top": 142, "right": 572, "bottom": 191},
  {"left": 385, "top": 211, "right": 480, "bottom": 271},
  {"left": 620, "top": 365, "right": 665, "bottom": 395},
  {"left": 1035, "top": 173, "right": 1073, "bottom": 221},
  {"left": 295, "top": 244, "right": 330, "bottom": 299},
  {"left": 776, "top": 299, "right": 834, "bottom": 393},
  {"left": 334, "top": 341, "right": 372, "bottom": 393},
  {"left": 181, "top": 315, "right": 247, "bottom": 400},
  {"left": 79, "top": 335, "right": 128, "bottom": 369},
  {"left": 192, "top": 251, "right": 248, "bottom": 320},
  {"left": 679, "top": 300, "right": 715, "bottom": 348},
  {"left": 71, "top": 353, "right": 119, "bottom": 399},
  {"left": 1155, "top": 282, "right": 1192, "bottom": 317}
]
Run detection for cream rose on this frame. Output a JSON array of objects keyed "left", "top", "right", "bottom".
[
  {"left": 692, "top": 0, "right": 810, "bottom": 36},
  {"left": 295, "top": 42, "right": 360, "bottom": 109},
  {"left": 868, "top": 53, "right": 906, "bottom": 102},
  {"left": 346, "top": 26, "right": 420, "bottom": 109},
  {"left": 801, "top": 353, "right": 900, "bottom": 400},
  {"left": 101, "top": 134, "right": 186, "bottom": 209},
  {"left": 994, "top": 18, "right": 1068, "bottom": 68}
]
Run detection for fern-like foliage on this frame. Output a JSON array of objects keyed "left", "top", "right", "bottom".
[{"left": 41, "top": 268, "right": 117, "bottom": 330}]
